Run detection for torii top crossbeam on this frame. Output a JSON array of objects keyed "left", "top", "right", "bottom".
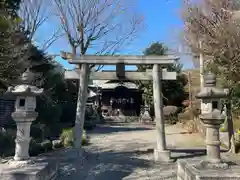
[{"left": 60, "top": 51, "right": 179, "bottom": 65}]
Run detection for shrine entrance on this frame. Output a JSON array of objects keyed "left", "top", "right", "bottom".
[
  {"left": 111, "top": 85, "right": 137, "bottom": 116},
  {"left": 96, "top": 80, "right": 142, "bottom": 117},
  {"left": 63, "top": 54, "right": 179, "bottom": 162}
]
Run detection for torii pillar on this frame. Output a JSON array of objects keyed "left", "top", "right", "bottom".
[{"left": 152, "top": 64, "right": 171, "bottom": 162}]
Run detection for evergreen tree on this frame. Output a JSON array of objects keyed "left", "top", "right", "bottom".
[
  {"left": 136, "top": 42, "right": 187, "bottom": 107},
  {"left": 0, "top": 0, "right": 26, "bottom": 84}
]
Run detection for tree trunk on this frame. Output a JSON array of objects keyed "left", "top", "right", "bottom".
[
  {"left": 73, "top": 63, "right": 90, "bottom": 156},
  {"left": 226, "top": 101, "right": 236, "bottom": 153}
]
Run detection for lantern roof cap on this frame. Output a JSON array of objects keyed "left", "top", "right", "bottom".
[
  {"left": 196, "top": 72, "right": 228, "bottom": 99},
  {"left": 5, "top": 69, "right": 43, "bottom": 96},
  {"left": 6, "top": 85, "right": 43, "bottom": 96}
]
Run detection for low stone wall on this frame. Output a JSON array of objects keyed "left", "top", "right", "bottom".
[{"left": 177, "top": 159, "right": 240, "bottom": 180}]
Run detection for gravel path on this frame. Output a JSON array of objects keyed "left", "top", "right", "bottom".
[{"left": 57, "top": 122, "right": 207, "bottom": 180}]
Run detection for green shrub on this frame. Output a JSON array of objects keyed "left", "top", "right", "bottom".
[
  {"left": 220, "top": 126, "right": 227, "bottom": 132},
  {"left": 40, "top": 140, "right": 52, "bottom": 152},
  {"left": 31, "top": 122, "right": 64, "bottom": 141},
  {"left": 82, "top": 130, "right": 87, "bottom": 145},
  {"left": 60, "top": 128, "right": 73, "bottom": 147},
  {"left": 29, "top": 139, "right": 42, "bottom": 156},
  {"left": 220, "top": 119, "right": 228, "bottom": 132},
  {"left": 30, "top": 124, "right": 43, "bottom": 140},
  {"left": 60, "top": 128, "right": 88, "bottom": 148},
  {"left": 29, "top": 139, "right": 53, "bottom": 156},
  {"left": 0, "top": 130, "right": 15, "bottom": 157}
]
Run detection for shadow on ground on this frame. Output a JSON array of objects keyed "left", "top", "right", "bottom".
[
  {"left": 120, "top": 148, "right": 206, "bottom": 161},
  {"left": 129, "top": 148, "right": 228, "bottom": 161},
  {"left": 58, "top": 147, "right": 218, "bottom": 179},
  {"left": 170, "top": 148, "right": 207, "bottom": 160},
  {"left": 87, "top": 125, "right": 152, "bottom": 135},
  {"left": 57, "top": 149, "right": 176, "bottom": 180}
]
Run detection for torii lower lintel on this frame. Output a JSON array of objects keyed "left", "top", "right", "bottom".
[{"left": 64, "top": 69, "right": 177, "bottom": 81}]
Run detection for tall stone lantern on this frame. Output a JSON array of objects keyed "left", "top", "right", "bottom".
[
  {"left": 176, "top": 73, "right": 240, "bottom": 180},
  {"left": 6, "top": 69, "right": 43, "bottom": 163},
  {"left": 195, "top": 72, "right": 227, "bottom": 164}
]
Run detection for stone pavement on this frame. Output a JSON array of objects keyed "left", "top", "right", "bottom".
[{"left": 56, "top": 122, "right": 208, "bottom": 180}]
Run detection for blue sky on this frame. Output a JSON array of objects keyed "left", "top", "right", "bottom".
[{"left": 39, "top": 0, "right": 194, "bottom": 70}]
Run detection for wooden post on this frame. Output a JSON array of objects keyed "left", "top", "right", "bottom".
[{"left": 152, "top": 64, "right": 172, "bottom": 162}]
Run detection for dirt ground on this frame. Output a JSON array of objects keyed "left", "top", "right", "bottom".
[{"left": 56, "top": 122, "right": 209, "bottom": 180}]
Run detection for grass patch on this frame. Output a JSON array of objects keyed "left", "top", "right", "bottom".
[
  {"left": 220, "top": 126, "right": 227, "bottom": 132},
  {"left": 60, "top": 128, "right": 88, "bottom": 148},
  {"left": 218, "top": 118, "right": 240, "bottom": 133}
]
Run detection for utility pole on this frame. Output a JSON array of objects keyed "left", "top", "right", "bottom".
[
  {"left": 187, "top": 71, "right": 194, "bottom": 120},
  {"left": 199, "top": 41, "right": 204, "bottom": 89},
  {"left": 199, "top": 41, "right": 205, "bottom": 114}
]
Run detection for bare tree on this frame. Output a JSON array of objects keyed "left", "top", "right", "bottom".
[
  {"left": 53, "top": 0, "right": 143, "bottom": 154},
  {"left": 182, "top": 0, "right": 240, "bottom": 153},
  {"left": 18, "top": 0, "right": 62, "bottom": 51},
  {"left": 182, "top": 0, "right": 240, "bottom": 80}
]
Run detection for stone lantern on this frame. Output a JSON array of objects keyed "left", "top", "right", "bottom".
[
  {"left": 195, "top": 72, "right": 227, "bottom": 164},
  {"left": 6, "top": 69, "right": 43, "bottom": 163},
  {"left": 177, "top": 72, "right": 240, "bottom": 180},
  {"left": 140, "top": 104, "right": 152, "bottom": 123}
]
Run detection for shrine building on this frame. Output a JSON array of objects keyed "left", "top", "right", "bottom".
[{"left": 92, "top": 80, "right": 143, "bottom": 117}]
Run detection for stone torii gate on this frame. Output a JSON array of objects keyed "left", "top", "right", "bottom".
[{"left": 63, "top": 54, "right": 178, "bottom": 162}]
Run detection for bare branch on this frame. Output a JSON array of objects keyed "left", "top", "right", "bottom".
[
  {"left": 53, "top": 0, "right": 143, "bottom": 57},
  {"left": 19, "top": 0, "right": 49, "bottom": 39},
  {"left": 41, "top": 29, "right": 64, "bottom": 51},
  {"left": 94, "top": 65, "right": 104, "bottom": 72},
  {"left": 18, "top": 0, "right": 62, "bottom": 50},
  {"left": 182, "top": 0, "right": 240, "bottom": 82}
]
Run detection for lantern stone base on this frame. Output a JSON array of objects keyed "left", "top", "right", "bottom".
[
  {"left": 177, "top": 159, "right": 240, "bottom": 180},
  {"left": 0, "top": 157, "right": 58, "bottom": 180}
]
